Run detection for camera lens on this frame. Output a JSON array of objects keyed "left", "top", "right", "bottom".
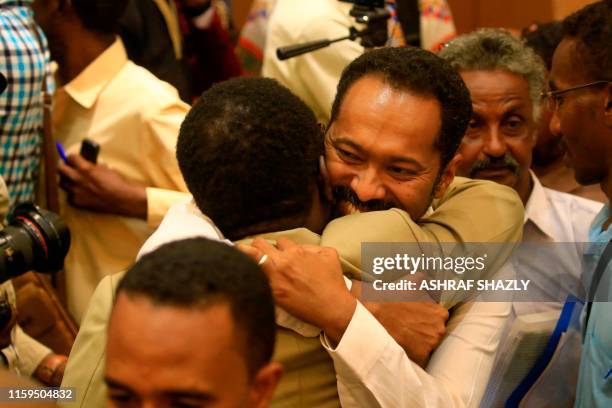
[{"left": 0, "top": 203, "right": 70, "bottom": 282}]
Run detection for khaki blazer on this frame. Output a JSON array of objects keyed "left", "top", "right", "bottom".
[{"left": 60, "top": 177, "right": 524, "bottom": 408}]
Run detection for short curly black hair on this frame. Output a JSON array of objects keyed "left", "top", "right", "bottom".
[
  {"left": 562, "top": 0, "right": 612, "bottom": 80},
  {"left": 329, "top": 47, "right": 472, "bottom": 170},
  {"left": 522, "top": 21, "right": 563, "bottom": 71},
  {"left": 72, "top": 0, "right": 127, "bottom": 34},
  {"left": 176, "top": 77, "right": 323, "bottom": 240},
  {"left": 117, "top": 238, "right": 276, "bottom": 377}
]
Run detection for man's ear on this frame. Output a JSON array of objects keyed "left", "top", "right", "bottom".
[
  {"left": 433, "top": 153, "right": 462, "bottom": 199},
  {"left": 249, "top": 362, "right": 283, "bottom": 408},
  {"left": 604, "top": 83, "right": 612, "bottom": 128}
]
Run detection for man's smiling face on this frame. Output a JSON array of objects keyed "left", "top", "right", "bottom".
[{"left": 324, "top": 75, "right": 455, "bottom": 220}]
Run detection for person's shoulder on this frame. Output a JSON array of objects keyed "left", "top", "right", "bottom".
[
  {"left": 118, "top": 61, "right": 181, "bottom": 96},
  {"left": 440, "top": 177, "right": 523, "bottom": 210},
  {"left": 269, "top": 0, "right": 350, "bottom": 37},
  {"left": 271, "top": 0, "right": 340, "bottom": 20},
  {"left": 447, "top": 176, "right": 517, "bottom": 194},
  {"left": 544, "top": 186, "right": 603, "bottom": 219},
  {"left": 111, "top": 61, "right": 188, "bottom": 110},
  {"left": 324, "top": 208, "right": 411, "bottom": 233},
  {"left": 93, "top": 272, "right": 126, "bottom": 305}
]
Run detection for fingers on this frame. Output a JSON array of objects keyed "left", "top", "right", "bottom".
[
  {"left": 251, "top": 237, "right": 281, "bottom": 256},
  {"left": 304, "top": 245, "right": 336, "bottom": 255},
  {"left": 57, "top": 161, "right": 81, "bottom": 182},
  {"left": 58, "top": 162, "right": 82, "bottom": 193},
  {"left": 235, "top": 243, "right": 263, "bottom": 263},
  {"left": 275, "top": 237, "right": 298, "bottom": 251},
  {"left": 250, "top": 238, "right": 283, "bottom": 276},
  {"left": 251, "top": 238, "right": 337, "bottom": 267},
  {"left": 67, "top": 153, "right": 94, "bottom": 171},
  {"left": 299, "top": 243, "right": 323, "bottom": 253},
  {"left": 438, "top": 306, "right": 450, "bottom": 323},
  {"left": 59, "top": 177, "right": 74, "bottom": 193}
]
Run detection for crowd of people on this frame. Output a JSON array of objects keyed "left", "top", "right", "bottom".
[{"left": 0, "top": 0, "right": 610, "bottom": 407}]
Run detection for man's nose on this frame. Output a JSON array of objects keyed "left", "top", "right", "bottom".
[
  {"left": 482, "top": 127, "right": 507, "bottom": 158},
  {"left": 350, "top": 167, "right": 386, "bottom": 202},
  {"left": 549, "top": 109, "right": 562, "bottom": 137}
]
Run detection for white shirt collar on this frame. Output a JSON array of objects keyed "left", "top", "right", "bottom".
[
  {"left": 137, "top": 199, "right": 230, "bottom": 259},
  {"left": 524, "top": 170, "right": 557, "bottom": 240}
]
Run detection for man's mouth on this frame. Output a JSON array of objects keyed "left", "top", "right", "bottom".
[
  {"left": 474, "top": 166, "right": 514, "bottom": 177},
  {"left": 332, "top": 186, "right": 395, "bottom": 216}
]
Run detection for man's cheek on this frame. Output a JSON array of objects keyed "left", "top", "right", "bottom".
[
  {"left": 325, "top": 160, "right": 351, "bottom": 185},
  {"left": 456, "top": 145, "right": 480, "bottom": 177},
  {"left": 455, "top": 158, "right": 474, "bottom": 178}
]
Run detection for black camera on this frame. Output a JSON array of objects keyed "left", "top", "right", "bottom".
[{"left": 0, "top": 203, "right": 70, "bottom": 283}]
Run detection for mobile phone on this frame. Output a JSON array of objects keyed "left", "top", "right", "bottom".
[{"left": 80, "top": 138, "right": 100, "bottom": 164}]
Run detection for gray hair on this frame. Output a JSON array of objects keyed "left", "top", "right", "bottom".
[{"left": 438, "top": 28, "right": 546, "bottom": 121}]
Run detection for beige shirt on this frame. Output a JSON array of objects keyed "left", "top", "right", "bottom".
[{"left": 53, "top": 39, "right": 190, "bottom": 322}]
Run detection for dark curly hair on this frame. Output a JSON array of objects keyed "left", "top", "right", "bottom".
[
  {"left": 176, "top": 77, "right": 323, "bottom": 240},
  {"left": 522, "top": 21, "right": 563, "bottom": 71},
  {"left": 329, "top": 46, "right": 472, "bottom": 170},
  {"left": 117, "top": 238, "right": 276, "bottom": 377},
  {"left": 72, "top": 0, "right": 128, "bottom": 34},
  {"left": 562, "top": 0, "right": 612, "bottom": 80}
]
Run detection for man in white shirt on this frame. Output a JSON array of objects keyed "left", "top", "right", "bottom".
[
  {"left": 263, "top": 0, "right": 458, "bottom": 124},
  {"left": 435, "top": 29, "right": 605, "bottom": 405},
  {"left": 439, "top": 29, "right": 603, "bottom": 315},
  {"left": 262, "top": 0, "right": 362, "bottom": 123}
]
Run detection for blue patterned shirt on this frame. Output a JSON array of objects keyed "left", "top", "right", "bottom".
[
  {"left": 576, "top": 205, "right": 612, "bottom": 407},
  {"left": 0, "top": 0, "right": 50, "bottom": 207}
]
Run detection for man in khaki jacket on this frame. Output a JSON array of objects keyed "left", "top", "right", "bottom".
[{"left": 61, "top": 54, "right": 522, "bottom": 407}]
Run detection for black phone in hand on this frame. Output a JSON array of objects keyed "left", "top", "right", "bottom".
[{"left": 80, "top": 138, "right": 100, "bottom": 164}]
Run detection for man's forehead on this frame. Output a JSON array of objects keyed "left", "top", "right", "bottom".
[
  {"left": 341, "top": 74, "right": 437, "bottom": 107},
  {"left": 462, "top": 70, "right": 530, "bottom": 98},
  {"left": 550, "top": 38, "right": 588, "bottom": 87}
]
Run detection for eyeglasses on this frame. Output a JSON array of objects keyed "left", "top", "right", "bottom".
[{"left": 540, "top": 80, "right": 611, "bottom": 111}]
